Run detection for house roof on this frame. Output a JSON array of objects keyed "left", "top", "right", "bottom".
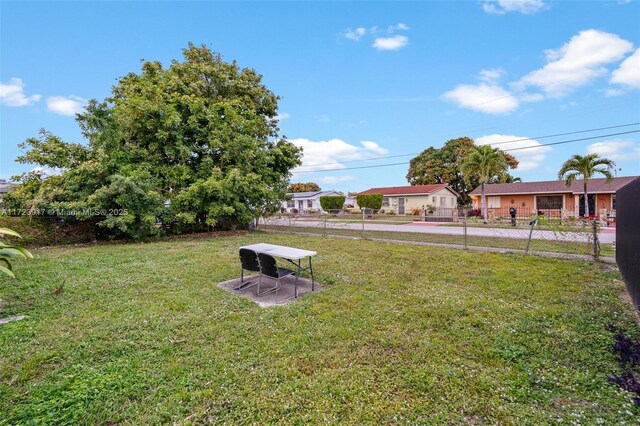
[
  {"left": 287, "top": 190, "right": 342, "bottom": 199},
  {"left": 0, "top": 182, "right": 16, "bottom": 194},
  {"left": 355, "top": 184, "right": 459, "bottom": 197},
  {"left": 469, "top": 176, "right": 638, "bottom": 196}
]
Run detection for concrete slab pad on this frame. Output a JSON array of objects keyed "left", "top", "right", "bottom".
[{"left": 218, "top": 275, "right": 324, "bottom": 307}]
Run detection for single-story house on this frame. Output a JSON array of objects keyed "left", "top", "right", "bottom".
[
  {"left": 354, "top": 184, "right": 460, "bottom": 214},
  {"left": 281, "top": 190, "right": 344, "bottom": 213},
  {"left": 0, "top": 181, "right": 16, "bottom": 195},
  {"left": 469, "top": 176, "right": 637, "bottom": 218},
  {"left": 0, "top": 181, "right": 16, "bottom": 202}
]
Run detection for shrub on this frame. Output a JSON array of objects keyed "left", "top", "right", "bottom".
[
  {"left": 356, "top": 194, "right": 383, "bottom": 210},
  {"left": 411, "top": 207, "right": 421, "bottom": 215},
  {"left": 467, "top": 209, "right": 482, "bottom": 217},
  {"left": 291, "top": 208, "right": 298, "bottom": 214},
  {"left": 0, "top": 216, "right": 96, "bottom": 247},
  {"left": 319, "top": 195, "right": 345, "bottom": 211}
]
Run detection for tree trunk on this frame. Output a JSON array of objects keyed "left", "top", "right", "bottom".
[
  {"left": 583, "top": 181, "right": 589, "bottom": 217},
  {"left": 481, "top": 182, "right": 487, "bottom": 224}
]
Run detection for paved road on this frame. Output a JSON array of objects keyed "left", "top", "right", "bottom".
[{"left": 261, "top": 217, "right": 616, "bottom": 243}]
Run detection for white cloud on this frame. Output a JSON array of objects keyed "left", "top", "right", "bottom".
[
  {"left": 586, "top": 139, "right": 640, "bottom": 161},
  {"left": 516, "top": 29, "right": 634, "bottom": 97},
  {"left": 442, "top": 83, "right": 519, "bottom": 114},
  {"left": 360, "top": 140, "right": 388, "bottom": 155},
  {"left": 519, "top": 92, "right": 544, "bottom": 102},
  {"left": 319, "top": 175, "right": 357, "bottom": 185},
  {"left": 275, "top": 112, "right": 290, "bottom": 121},
  {"left": 290, "top": 138, "right": 389, "bottom": 172},
  {"left": 344, "top": 27, "right": 366, "bottom": 41},
  {"left": 604, "top": 88, "right": 626, "bottom": 97},
  {"left": 30, "top": 166, "right": 60, "bottom": 177},
  {"left": 476, "top": 134, "right": 552, "bottom": 171},
  {"left": 482, "top": 0, "right": 547, "bottom": 15},
  {"left": 387, "top": 23, "right": 409, "bottom": 33},
  {"left": 46, "top": 95, "right": 87, "bottom": 116},
  {"left": 0, "top": 78, "right": 41, "bottom": 107},
  {"left": 611, "top": 48, "right": 640, "bottom": 88},
  {"left": 478, "top": 68, "right": 505, "bottom": 83},
  {"left": 372, "top": 35, "right": 408, "bottom": 51}
]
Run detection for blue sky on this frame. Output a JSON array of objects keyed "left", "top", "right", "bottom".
[{"left": 1, "top": 1, "right": 639, "bottom": 193}]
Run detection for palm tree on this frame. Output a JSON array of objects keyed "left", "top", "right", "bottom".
[
  {"left": 557, "top": 153, "right": 615, "bottom": 217},
  {"left": 462, "top": 145, "right": 508, "bottom": 223}
]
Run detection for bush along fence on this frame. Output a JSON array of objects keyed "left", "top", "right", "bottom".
[{"left": 259, "top": 207, "right": 611, "bottom": 260}]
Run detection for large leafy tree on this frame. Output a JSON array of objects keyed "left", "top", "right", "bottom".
[
  {"left": 461, "top": 145, "right": 509, "bottom": 223},
  {"left": 407, "top": 137, "right": 518, "bottom": 205},
  {"left": 288, "top": 182, "right": 321, "bottom": 192},
  {"left": 12, "top": 43, "right": 301, "bottom": 238},
  {"left": 558, "top": 153, "right": 615, "bottom": 217}
]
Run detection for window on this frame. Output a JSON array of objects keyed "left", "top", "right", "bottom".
[
  {"left": 451, "top": 197, "right": 455, "bottom": 207},
  {"left": 487, "top": 196, "right": 501, "bottom": 208},
  {"left": 440, "top": 197, "right": 446, "bottom": 206},
  {"left": 536, "top": 195, "right": 563, "bottom": 210},
  {"left": 307, "top": 200, "right": 313, "bottom": 208},
  {"left": 432, "top": 196, "right": 436, "bottom": 203},
  {"left": 287, "top": 200, "right": 295, "bottom": 208},
  {"left": 382, "top": 197, "right": 390, "bottom": 207}
]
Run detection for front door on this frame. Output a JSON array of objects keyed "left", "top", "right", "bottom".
[
  {"left": 298, "top": 200, "right": 304, "bottom": 212},
  {"left": 398, "top": 198, "right": 405, "bottom": 215},
  {"left": 579, "top": 194, "right": 596, "bottom": 217}
]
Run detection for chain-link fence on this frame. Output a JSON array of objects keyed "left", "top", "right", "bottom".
[{"left": 259, "top": 207, "right": 612, "bottom": 260}]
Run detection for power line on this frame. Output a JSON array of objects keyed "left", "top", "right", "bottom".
[
  {"left": 292, "top": 122, "right": 639, "bottom": 171},
  {"left": 292, "top": 129, "right": 640, "bottom": 174}
]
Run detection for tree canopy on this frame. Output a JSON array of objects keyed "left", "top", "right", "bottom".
[
  {"left": 406, "top": 137, "right": 519, "bottom": 205},
  {"left": 9, "top": 43, "right": 301, "bottom": 238},
  {"left": 288, "top": 182, "right": 321, "bottom": 193}
]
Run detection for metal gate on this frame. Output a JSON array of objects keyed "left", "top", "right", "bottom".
[{"left": 616, "top": 177, "right": 640, "bottom": 311}]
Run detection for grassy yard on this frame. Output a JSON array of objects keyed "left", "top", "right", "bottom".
[
  {"left": 262, "top": 225, "right": 616, "bottom": 258},
  {"left": 0, "top": 233, "right": 637, "bottom": 424}
]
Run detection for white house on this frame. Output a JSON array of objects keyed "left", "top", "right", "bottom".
[{"left": 281, "top": 190, "right": 344, "bottom": 213}]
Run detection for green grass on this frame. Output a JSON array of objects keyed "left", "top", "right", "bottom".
[
  {"left": 1, "top": 233, "right": 637, "bottom": 424},
  {"left": 263, "top": 225, "right": 616, "bottom": 258}
]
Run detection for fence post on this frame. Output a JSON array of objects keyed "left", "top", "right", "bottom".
[
  {"left": 525, "top": 218, "right": 538, "bottom": 255},
  {"left": 362, "top": 209, "right": 365, "bottom": 239},
  {"left": 592, "top": 218, "right": 600, "bottom": 260},
  {"left": 463, "top": 213, "right": 468, "bottom": 249},
  {"left": 323, "top": 213, "right": 327, "bottom": 237},
  {"left": 288, "top": 214, "right": 292, "bottom": 234}
]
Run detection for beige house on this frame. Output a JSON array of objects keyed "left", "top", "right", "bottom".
[{"left": 354, "top": 184, "right": 459, "bottom": 214}]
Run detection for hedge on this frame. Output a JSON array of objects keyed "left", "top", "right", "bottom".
[
  {"left": 356, "top": 194, "right": 383, "bottom": 210},
  {"left": 319, "top": 195, "right": 345, "bottom": 211},
  {"left": 0, "top": 216, "right": 97, "bottom": 247}
]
